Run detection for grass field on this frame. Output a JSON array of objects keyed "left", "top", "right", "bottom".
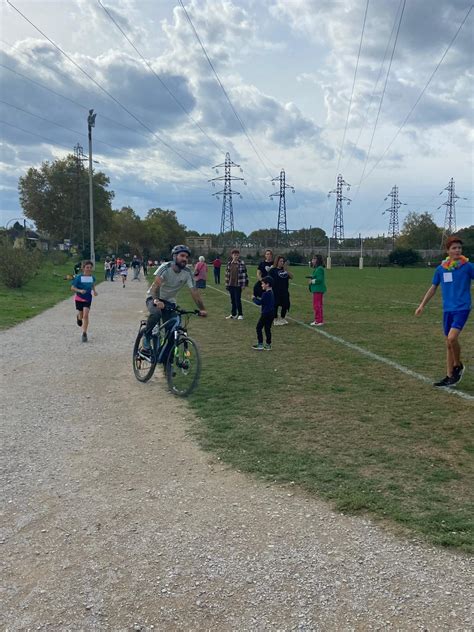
[
  {"left": 181, "top": 266, "right": 473, "bottom": 552},
  {"left": 0, "top": 260, "right": 74, "bottom": 329}
]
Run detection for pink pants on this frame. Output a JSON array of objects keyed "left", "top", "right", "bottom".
[{"left": 312, "top": 292, "right": 324, "bottom": 324}]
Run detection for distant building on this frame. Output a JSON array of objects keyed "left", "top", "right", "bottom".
[{"left": 187, "top": 236, "right": 212, "bottom": 254}]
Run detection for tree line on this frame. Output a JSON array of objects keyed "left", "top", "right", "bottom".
[{"left": 13, "top": 155, "right": 474, "bottom": 259}]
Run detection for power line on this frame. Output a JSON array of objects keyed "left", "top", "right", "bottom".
[
  {"left": 353, "top": 0, "right": 406, "bottom": 195},
  {"left": 359, "top": 4, "right": 473, "bottom": 185},
  {"left": 1, "top": 119, "right": 78, "bottom": 151},
  {"left": 335, "top": 0, "right": 370, "bottom": 176},
  {"left": 0, "top": 99, "right": 123, "bottom": 150},
  {"left": 97, "top": 0, "right": 223, "bottom": 155},
  {"left": 344, "top": 0, "right": 403, "bottom": 173},
  {"left": 6, "top": 0, "right": 206, "bottom": 173},
  {"left": 178, "top": 0, "right": 276, "bottom": 178}
]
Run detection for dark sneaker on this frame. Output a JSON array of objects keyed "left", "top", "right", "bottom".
[
  {"left": 81, "top": 332, "right": 88, "bottom": 343},
  {"left": 263, "top": 344, "right": 272, "bottom": 351},
  {"left": 76, "top": 317, "right": 83, "bottom": 327},
  {"left": 450, "top": 363, "right": 465, "bottom": 385},
  {"left": 140, "top": 348, "right": 152, "bottom": 359},
  {"left": 252, "top": 343, "right": 263, "bottom": 351},
  {"left": 433, "top": 376, "right": 451, "bottom": 387}
]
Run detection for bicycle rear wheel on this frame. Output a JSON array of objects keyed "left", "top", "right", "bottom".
[
  {"left": 132, "top": 328, "right": 157, "bottom": 382},
  {"left": 166, "top": 336, "right": 201, "bottom": 397}
]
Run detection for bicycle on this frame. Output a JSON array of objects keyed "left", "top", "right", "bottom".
[{"left": 132, "top": 302, "right": 202, "bottom": 397}]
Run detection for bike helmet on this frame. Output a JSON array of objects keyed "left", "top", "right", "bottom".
[{"left": 171, "top": 244, "right": 191, "bottom": 258}]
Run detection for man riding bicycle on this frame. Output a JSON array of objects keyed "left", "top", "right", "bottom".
[{"left": 143, "top": 245, "right": 207, "bottom": 351}]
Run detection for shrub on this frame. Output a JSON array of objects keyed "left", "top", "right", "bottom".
[
  {"left": 285, "top": 249, "right": 304, "bottom": 264},
  {"left": 0, "top": 245, "right": 42, "bottom": 288},
  {"left": 48, "top": 250, "right": 69, "bottom": 266},
  {"left": 388, "top": 248, "right": 422, "bottom": 267}
]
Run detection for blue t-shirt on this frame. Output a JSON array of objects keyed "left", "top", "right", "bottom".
[
  {"left": 432, "top": 262, "right": 474, "bottom": 312},
  {"left": 71, "top": 274, "right": 96, "bottom": 302}
]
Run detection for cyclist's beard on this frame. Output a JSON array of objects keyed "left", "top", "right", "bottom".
[{"left": 174, "top": 259, "right": 187, "bottom": 269}]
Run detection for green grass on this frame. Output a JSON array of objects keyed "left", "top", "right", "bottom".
[
  {"left": 180, "top": 266, "right": 474, "bottom": 552},
  {"left": 0, "top": 261, "right": 75, "bottom": 329}
]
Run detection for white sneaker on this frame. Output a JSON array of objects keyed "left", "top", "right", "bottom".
[
  {"left": 281, "top": 318, "right": 289, "bottom": 325},
  {"left": 316, "top": 322, "right": 324, "bottom": 327},
  {"left": 310, "top": 321, "right": 317, "bottom": 326},
  {"left": 225, "top": 314, "right": 236, "bottom": 319},
  {"left": 274, "top": 318, "right": 282, "bottom": 326},
  {"left": 237, "top": 315, "right": 244, "bottom": 320}
]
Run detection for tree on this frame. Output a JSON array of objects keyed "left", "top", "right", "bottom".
[
  {"left": 19, "top": 155, "right": 114, "bottom": 248},
  {"left": 456, "top": 225, "right": 474, "bottom": 259},
  {"left": 397, "top": 212, "right": 442, "bottom": 250},
  {"left": 143, "top": 208, "right": 187, "bottom": 258},
  {"left": 388, "top": 248, "right": 422, "bottom": 267},
  {"left": 102, "top": 206, "right": 144, "bottom": 256}
]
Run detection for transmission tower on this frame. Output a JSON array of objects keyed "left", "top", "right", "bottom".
[
  {"left": 73, "top": 143, "right": 87, "bottom": 251},
  {"left": 439, "top": 178, "right": 466, "bottom": 246},
  {"left": 328, "top": 174, "right": 351, "bottom": 241},
  {"left": 270, "top": 170, "right": 295, "bottom": 247},
  {"left": 383, "top": 185, "right": 406, "bottom": 245},
  {"left": 209, "top": 152, "right": 245, "bottom": 247}
]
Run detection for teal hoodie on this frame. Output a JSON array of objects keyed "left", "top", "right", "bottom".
[{"left": 310, "top": 265, "right": 326, "bottom": 293}]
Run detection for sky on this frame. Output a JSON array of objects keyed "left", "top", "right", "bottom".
[{"left": 0, "top": 0, "right": 473, "bottom": 237}]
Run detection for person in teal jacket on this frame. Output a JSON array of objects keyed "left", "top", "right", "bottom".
[{"left": 309, "top": 254, "right": 326, "bottom": 326}]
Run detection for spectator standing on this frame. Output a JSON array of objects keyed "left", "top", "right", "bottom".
[
  {"left": 194, "top": 256, "right": 208, "bottom": 289},
  {"left": 270, "top": 255, "right": 293, "bottom": 325},
  {"left": 225, "top": 249, "right": 248, "bottom": 320},
  {"left": 257, "top": 249, "right": 274, "bottom": 281},
  {"left": 109, "top": 257, "right": 116, "bottom": 281},
  {"left": 104, "top": 257, "right": 111, "bottom": 281},
  {"left": 309, "top": 254, "right": 326, "bottom": 326},
  {"left": 252, "top": 276, "right": 275, "bottom": 350},
  {"left": 212, "top": 255, "right": 222, "bottom": 284},
  {"left": 142, "top": 259, "right": 148, "bottom": 277},
  {"left": 131, "top": 255, "right": 141, "bottom": 281}
]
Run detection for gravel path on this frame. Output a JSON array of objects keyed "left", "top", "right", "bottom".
[{"left": 1, "top": 278, "right": 473, "bottom": 631}]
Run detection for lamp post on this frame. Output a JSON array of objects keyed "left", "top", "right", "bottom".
[{"left": 87, "top": 109, "right": 97, "bottom": 264}]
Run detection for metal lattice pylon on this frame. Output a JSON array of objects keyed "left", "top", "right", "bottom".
[
  {"left": 383, "top": 185, "right": 406, "bottom": 245},
  {"left": 209, "top": 152, "right": 244, "bottom": 247},
  {"left": 270, "top": 169, "right": 295, "bottom": 247},
  {"left": 438, "top": 178, "right": 466, "bottom": 247},
  {"left": 328, "top": 174, "right": 351, "bottom": 241}
]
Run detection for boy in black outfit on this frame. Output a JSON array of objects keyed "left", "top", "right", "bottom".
[{"left": 252, "top": 276, "right": 275, "bottom": 351}]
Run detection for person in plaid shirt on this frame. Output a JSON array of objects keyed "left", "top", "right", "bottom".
[{"left": 225, "top": 249, "right": 249, "bottom": 320}]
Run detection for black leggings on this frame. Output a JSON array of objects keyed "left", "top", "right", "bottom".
[{"left": 256, "top": 314, "right": 274, "bottom": 344}]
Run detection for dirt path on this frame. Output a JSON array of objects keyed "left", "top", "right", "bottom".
[{"left": 1, "top": 276, "right": 473, "bottom": 631}]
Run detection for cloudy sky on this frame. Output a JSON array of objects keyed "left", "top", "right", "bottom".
[{"left": 0, "top": 0, "right": 472, "bottom": 237}]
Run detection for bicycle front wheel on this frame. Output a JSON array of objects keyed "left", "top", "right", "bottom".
[
  {"left": 166, "top": 336, "right": 201, "bottom": 397},
  {"left": 132, "top": 329, "right": 157, "bottom": 383}
]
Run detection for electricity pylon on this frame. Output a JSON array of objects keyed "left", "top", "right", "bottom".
[
  {"left": 209, "top": 152, "right": 245, "bottom": 247},
  {"left": 328, "top": 174, "right": 351, "bottom": 241},
  {"left": 270, "top": 169, "right": 295, "bottom": 247},
  {"left": 383, "top": 185, "right": 406, "bottom": 245}
]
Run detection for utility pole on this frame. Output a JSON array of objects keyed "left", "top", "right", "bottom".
[
  {"left": 383, "top": 185, "right": 406, "bottom": 246},
  {"left": 328, "top": 174, "right": 351, "bottom": 242},
  {"left": 359, "top": 232, "right": 364, "bottom": 269},
  {"left": 87, "top": 109, "right": 97, "bottom": 264},
  {"left": 209, "top": 152, "right": 245, "bottom": 249},
  {"left": 73, "top": 142, "right": 87, "bottom": 253},
  {"left": 270, "top": 169, "right": 295, "bottom": 247},
  {"left": 439, "top": 178, "right": 466, "bottom": 247}
]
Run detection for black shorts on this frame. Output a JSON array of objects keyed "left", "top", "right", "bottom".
[{"left": 75, "top": 300, "right": 91, "bottom": 311}]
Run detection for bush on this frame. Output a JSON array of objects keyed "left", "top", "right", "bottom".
[
  {"left": 388, "top": 248, "right": 422, "bottom": 267},
  {"left": 285, "top": 250, "right": 304, "bottom": 264},
  {"left": 48, "top": 250, "right": 69, "bottom": 266},
  {"left": 0, "top": 245, "right": 42, "bottom": 288}
]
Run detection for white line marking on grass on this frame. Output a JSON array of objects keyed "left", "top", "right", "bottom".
[{"left": 208, "top": 285, "right": 474, "bottom": 402}]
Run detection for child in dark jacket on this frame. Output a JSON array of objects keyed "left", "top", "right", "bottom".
[{"left": 252, "top": 276, "right": 275, "bottom": 350}]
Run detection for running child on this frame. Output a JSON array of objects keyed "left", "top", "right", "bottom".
[
  {"left": 415, "top": 236, "right": 474, "bottom": 387},
  {"left": 119, "top": 260, "right": 128, "bottom": 288},
  {"left": 70, "top": 260, "right": 98, "bottom": 343},
  {"left": 252, "top": 276, "right": 275, "bottom": 351}
]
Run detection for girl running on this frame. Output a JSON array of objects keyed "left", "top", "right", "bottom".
[
  {"left": 71, "top": 260, "right": 98, "bottom": 342},
  {"left": 119, "top": 261, "right": 128, "bottom": 288}
]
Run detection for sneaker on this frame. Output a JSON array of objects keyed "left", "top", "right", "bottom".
[
  {"left": 450, "top": 364, "right": 465, "bottom": 386},
  {"left": 309, "top": 321, "right": 317, "bottom": 326},
  {"left": 280, "top": 318, "right": 289, "bottom": 325},
  {"left": 263, "top": 343, "right": 272, "bottom": 351},
  {"left": 76, "top": 317, "right": 83, "bottom": 327},
  {"left": 433, "top": 376, "right": 451, "bottom": 387},
  {"left": 81, "top": 332, "right": 88, "bottom": 343},
  {"left": 237, "top": 315, "right": 244, "bottom": 320},
  {"left": 252, "top": 343, "right": 263, "bottom": 350},
  {"left": 315, "top": 322, "right": 324, "bottom": 327},
  {"left": 225, "top": 315, "right": 236, "bottom": 320},
  {"left": 140, "top": 348, "right": 152, "bottom": 359}
]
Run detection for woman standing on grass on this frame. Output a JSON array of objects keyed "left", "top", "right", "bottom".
[
  {"left": 71, "top": 260, "right": 98, "bottom": 343},
  {"left": 309, "top": 254, "right": 326, "bottom": 326},
  {"left": 194, "top": 256, "right": 208, "bottom": 289},
  {"left": 269, "top": 255, "right": 292, "bottom": 325}
]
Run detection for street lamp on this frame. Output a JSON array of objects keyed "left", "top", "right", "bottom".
[{"left": 87, "top": 109, "right": 97, "bottom": 264}]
